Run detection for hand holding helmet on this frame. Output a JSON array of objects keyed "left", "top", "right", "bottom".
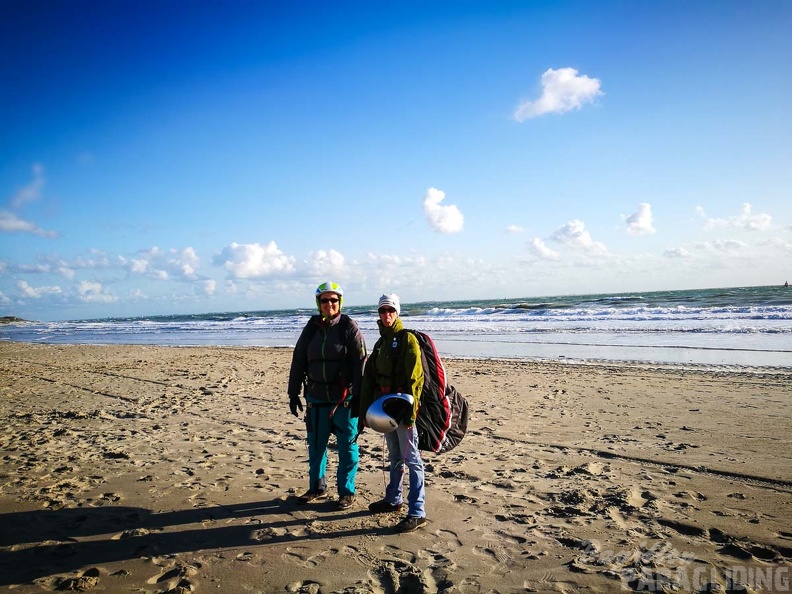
[{"left": 365, "top": 393, "right": 415, "bottom": 433}]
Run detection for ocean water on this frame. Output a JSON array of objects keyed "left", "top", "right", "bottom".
[{"left": 2, "top": 285, "right": 791, "bottom": 369}]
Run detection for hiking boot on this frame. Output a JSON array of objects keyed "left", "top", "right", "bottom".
[
  {"left": 368, "top": 499, "right": 402, "bottom": 514},
  {"left": 337, "top": 495, "right": 356, "bottom": 510},
  {"left": 297, "top": 489, "right": 327, "bottom": 504},
  {"left": 394, "top": 516, "right": 427, "bottom": 533}
]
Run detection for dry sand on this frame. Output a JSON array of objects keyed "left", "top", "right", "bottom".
[{"left": 0, "top": 342, "right": 790, "bottom": 593}]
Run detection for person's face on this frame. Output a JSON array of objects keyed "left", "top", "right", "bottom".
[
  {"left": 319, "top": 292, "right": 340, "bottom": 315},
  {"left": 378, "top": 305, "right": 397, "bottom": 327}
]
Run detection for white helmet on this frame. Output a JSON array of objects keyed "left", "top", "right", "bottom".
[{"left": 365, "top": 393, "right": 414, "bottom": 434}]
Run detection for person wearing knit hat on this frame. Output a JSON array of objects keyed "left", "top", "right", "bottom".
[
  {"left": 287, "top": 281, "right": 367, "bottom": 510},
  {"left": 359, "top": 293, "right": 428, "bottom": 533},
  {"left": 377, "top": 293, "right": 400, "bottom": 317}
]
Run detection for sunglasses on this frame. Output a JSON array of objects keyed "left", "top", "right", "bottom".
[
  {"left": 378, "top": 307, "right": 396, "bottom": 314},
  {"left": 320, "top": 298, "right": 339, "bottom": 304}
]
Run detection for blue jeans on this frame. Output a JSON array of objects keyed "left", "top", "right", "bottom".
[
  {"left": 384, "top": 424, "right": 426, "bottom": 518},
  {"left": 305, "top": 403, "right": 358, "bottom": 496}
]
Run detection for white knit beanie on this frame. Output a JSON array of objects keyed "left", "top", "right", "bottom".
[{"left": 377, "top": 293, "right": 401, "bottom": 316}]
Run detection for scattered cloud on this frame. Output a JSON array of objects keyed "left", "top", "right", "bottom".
[
  {"left": 77, "top": 280, "right": 116, "bottom": 303},
  {"left": 126, "top": 246, "right": 202, "bottom": 281},
  {"left": 16, "top": 280, "right": 62, "bottom": 298},
  {"left": 305, "top": 249, "right": 345, "bottom": 276},
  {"left": 663, "top": 247, "right": 692, "bottom": 259},
  {"left": 761, "top": 238, "right": 792, "bottom": 253},
  {"left": 0, "top": 210, "right": 57, "bottom": 237},
  {"left": 527, "top": 238, "right": 560, "bottom": 261},
  {"left": 1, "top": 164, "right": 57, "bottom": 237},
  {"left": 506, "top": 225, "right": 524, "bottom": 234},
  {"left": 696, "top": 203, "right": 772, "bottom": 231},
  {"left": 550, "top": 219, "right": 610, "bottom": 257},
  {"left": 624, "top": 203, "right": 656, "bottom": 236},
  {"left": 214, "top": 241, "right": 296, "bottom": 279},
  {"left": 11, "top": 163, "right": 46, "bottom": 209},
  {"left": 696, "top": 239, "right": 749, "bottom": 252},
  {"left": 514, "top": 67, "right": 603, "bottom": 122},
  {"left": 423, "top": 187, "right": 464, "bottom": 234}
]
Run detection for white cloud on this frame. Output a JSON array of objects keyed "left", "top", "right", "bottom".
[
  {"left": 624, "top": 203, "right": 656, "bottom": 236},
  {"left": 204, "top": 279, "right": 217, "bottom": 296},
  {"left": 550, "top": 219, "right": 610, "bottom": 256},
  {"left": 366, "top": 253, "right": 406, "bottom": 266},
  {"left": 0, "top": 164, "right": 57, "bottom": 238},
  {"left": 16, "top": 280, "right": 61, "bottom": 298},
  {"left": 214, "top": 241, "right": 296, "bottom": 279},
  {"left": 130, "top": 258, "right": 149, "bottom": 274},
  {"left": 306, "top": 249, "right": 346, "bottom": 276},
  {"left": 514, "top": 67, "right": 603, "bottom": 122},
  {"left": 422, "top": 187, "right": 464, "bottom": 234},
  {"left": 696, "top": 203, "right": 773, "bottom": 231},
  {"left": 700, "top": 239, "right": 749, "bottom": 252},
  {"left": 761, "top": 238, "right": 792, "bottom": 253},
  {"left": 663, "top": 247, "right": 692, "bottom": 259},
  {"left": 128, "top": 246, "right": 202, "bottom": 280},
  {"left": 11, "top": 163, "right": 45, "bottom": 209},
  {"left": 528, "top": 238, "right": 560, "bottom": 261},
  {"left": 0, "top": 210, "right": 57, "bottom": 237},
  {"left": 77, "top": 280, "right": 116, "bottom": 303},
  {"left": 506, "top": 225, "right": 524, "bottom": 234}
]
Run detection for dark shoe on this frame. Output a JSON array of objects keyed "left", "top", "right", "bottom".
[
  {"left": 297, "top": 489, "right": 326, "bottom": 504},
  {"left": 337, "top": 495, "right": 356, "bottom": 510},
  {"left": 368, "top": 499, "right": 402, "bottom": 514},
  {"left": 395, "top": 516, "right": 427, "bottom": 533}
]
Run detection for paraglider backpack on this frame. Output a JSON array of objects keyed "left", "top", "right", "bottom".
[{"left": 375, "top": 329, "right": 469, "bottom": 453}]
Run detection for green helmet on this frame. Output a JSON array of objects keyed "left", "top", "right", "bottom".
[{"left": 315, "top": 281, "right": 344, "bottom": 310}]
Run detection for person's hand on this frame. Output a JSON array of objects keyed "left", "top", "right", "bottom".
[{"left": 289, "top": 395, "right": 303, "bottom": 417}]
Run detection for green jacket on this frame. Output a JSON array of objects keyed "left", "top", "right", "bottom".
[{"left": 360, "top": 317, "right": 424, "bottom": 425}]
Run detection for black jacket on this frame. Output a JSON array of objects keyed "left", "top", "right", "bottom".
[{"left": 288, "top": 314, "right": 367, "bottom": 407}]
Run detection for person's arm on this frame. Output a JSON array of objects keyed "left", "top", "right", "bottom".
[
  {"left": 358, "top": 339, "right": 381, "bottom": 426},
  {"left": 287, "top": 318, "right": 316, "bottom": 398},
  {"left": 346, "top": 318, "right": 367, "bottom": 417}
]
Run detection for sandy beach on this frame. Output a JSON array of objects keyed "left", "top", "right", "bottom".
[{"left": 0, "top": 342, "right": 790, "bottom": 593}]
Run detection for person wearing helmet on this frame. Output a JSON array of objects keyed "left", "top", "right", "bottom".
[
  {"left": 287, "top": 281, "right": 367, "bottom": 510},
  {"left": 358, "top": 293, "right": 428, "bottom": 533}
]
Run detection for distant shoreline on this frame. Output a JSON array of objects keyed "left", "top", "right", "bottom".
[{"left": 0, "top": 317, "right": 28, "bottom": 324}]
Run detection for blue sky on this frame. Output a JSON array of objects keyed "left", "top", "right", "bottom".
[{"left": 1, "top": 1, "right": 791, "bottom": 321}]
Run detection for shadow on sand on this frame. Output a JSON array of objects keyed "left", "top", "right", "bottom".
[{"left": 0, "top": 496, "right": 384, "bottom": 586}]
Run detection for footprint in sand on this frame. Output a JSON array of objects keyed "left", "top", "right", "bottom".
[
  {"left": 146, "top": 562, "right": 200, "bottom": 585},
  {"left": 285, "top": 580, "right": 322, "bottom": 593},
  {"left": 54, "top": 567, "right": 101, "bottom": 591},
  {"left": 283, "top": 545, "right": 336, "bottom": 568},
  {"left": 369, "top": 557, "right": 428, "bottom": 593}
]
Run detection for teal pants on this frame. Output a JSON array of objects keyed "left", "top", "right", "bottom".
[{"left": 305, "top": 403, "right": 358, "bottom": 496}]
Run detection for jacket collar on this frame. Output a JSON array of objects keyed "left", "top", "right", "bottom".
[{"left": 378, "top": 317, "right": 404, "bottom": 338}]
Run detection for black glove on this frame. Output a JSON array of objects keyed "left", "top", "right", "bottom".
[{"left": 289, "top": 394, "right": 304, "bottom": 417}]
